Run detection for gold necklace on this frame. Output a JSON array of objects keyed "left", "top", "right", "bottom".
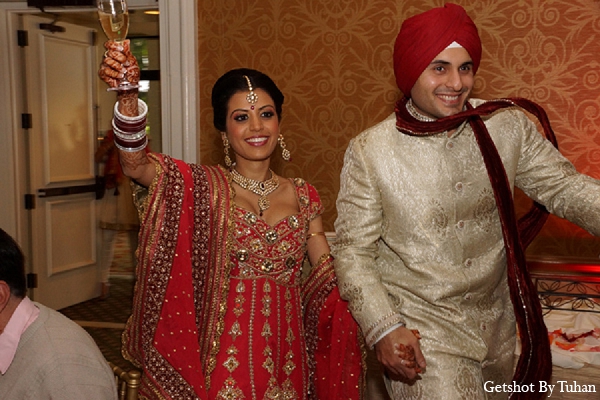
[
  {"left": 230, "top": 168, "right": 279, "bottom": 216},
  {"left": 406, "top": 99, "right": 436, "bottom": 122}
]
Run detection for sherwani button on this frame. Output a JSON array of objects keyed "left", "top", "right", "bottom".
[
  {"left": 446, "top": 141, "right": 454, "bottom": 149},
  {"left": 456, "top": 220, "right": 465, "bottom": 229},
  {"left": 480, "top": 323, "right": 487, "bottom": 331},
  {"left": 464, "top": 259, "right": 472, "bottom": 267},
  {"left": 455, "top": 182, "right": 463, "bottom": 191},
  {"left": 464, "top": 293, "right": 472, "bottom": 301}
]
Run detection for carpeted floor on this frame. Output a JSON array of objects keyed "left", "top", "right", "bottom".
[
  {"left": 58, "top": 231, "right": 137, "bottom": 372},
  {"left": 59, "top": 277, "right": 136, "bottom": 371}
]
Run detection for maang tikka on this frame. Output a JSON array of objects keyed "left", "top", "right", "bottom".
[{"left": 243, "top": 75, "right": 258, "bottom": 108}]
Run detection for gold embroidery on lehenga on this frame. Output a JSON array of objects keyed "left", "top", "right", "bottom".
[
  {"left": 223, "top": 347, "right": 240, "bottom": 373},
  {"left": 283, "top": 351, "right": 296, "bottom": 375},
  {"left": 285, "top": 327, "right": 296, "bottom": 344},
  {"left": 236, "top": 249, "right": 249, "bottom": 262},
  {"left": 288, "top": 215, "right": 299, "bottom": 229},
  {"left": 261, "top": 321, "right": 273, "bottom": 339},
  {"left": 261, "top": 297, "right": 272, "bottom": 317},
  {"left": 212, "top": 179, "right": 319, "bottom": 399},
  {"left": 281, "top": 379, "right": 299, "bottom": 399},
  {"left": 262, "top": 353, "right": 275, "bottom": 374},
  {"left": 216, "top": 377, "right": 245, "bottom": 400},
  {"left": 264, "top": 381, "right": 282, "bottom": 400},
  {"left": 265, "top": 230, "right": 278, "bottom": 244},
  {"left": 229, "top": 321, "right": 242, "bottom": 341},
  {"left": 261, "top": 260, "right": 274, "bottom": 272},
  {"left": 233, "top": 293, "right": 245, "bottom": 318}
]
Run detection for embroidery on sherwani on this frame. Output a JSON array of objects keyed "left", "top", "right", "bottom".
[
  {"left": 426, "top": 199, "right": 449, "bottom": 237},
  {"left": 454, "top": 359, "right": 484, "bottom": 398},
  {"left": 474, "top": 188, "right": 497, "bottom": 233},
  {"left": 339, "top": 281, "right": 364, "bottom": 314}
]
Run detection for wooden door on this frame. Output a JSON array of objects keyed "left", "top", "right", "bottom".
[{"left": 23, "top": 15, "right": 100, "bottom": 310}]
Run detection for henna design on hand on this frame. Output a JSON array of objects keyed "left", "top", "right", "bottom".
[
  {"left": 393, "top": 329, "right": 423, "bottom": 374},
  {"left": 98, "top": 39, "right": 140, "bottom": 88},
  {"left": 117, "top": 90, "right": 139, "bottom": 117},
  {"left": 119, "top": 150, "right": 150, "bottom": 173},
  {"left": 125, "top": 53, "right": 141, "bottom": 85}
]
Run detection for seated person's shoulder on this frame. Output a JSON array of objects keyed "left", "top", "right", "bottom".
[
  {"left": 31, "top": 303, "right": 108, "bottom": 362},
  {"left": 12, "top": 303, "right": 117, "bottom": 399}
]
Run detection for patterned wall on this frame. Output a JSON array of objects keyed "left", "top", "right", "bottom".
[{"left": 198, "top": 0, "right": 600, "bottom": 260}]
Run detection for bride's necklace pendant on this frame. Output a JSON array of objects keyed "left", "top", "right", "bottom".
[
  {"left": 230, "top": 168, "right": 279, "bottom": 217},
  {"left": 258, "top": 196, "right": 270, "bottom": 216}
]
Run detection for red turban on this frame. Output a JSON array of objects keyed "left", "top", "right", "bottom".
[{"left": 393, "top": 3, "right": 482, "bottom": 96}]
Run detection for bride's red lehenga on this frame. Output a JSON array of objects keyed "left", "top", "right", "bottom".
[
  {"left": 211, "top": 178, "right": 322, "bottom": 399},
  {"left": 124, "top": 154, "right": 364, "bottom": 400}
]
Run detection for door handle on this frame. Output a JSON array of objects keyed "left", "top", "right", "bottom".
[{"left": 38, "top": 176, "right": 104, "bottom": 200}]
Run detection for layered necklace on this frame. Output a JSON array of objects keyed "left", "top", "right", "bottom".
[
  {"left": 230, "top": 168, "right": 279, "bottom": 216},
  {"left": 405, "top": 98, "right": 436, "bottom": 122}
]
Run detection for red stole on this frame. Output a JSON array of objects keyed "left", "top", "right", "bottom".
[{"left": 123, "top": 155, "right": 231, "bottom": 399}]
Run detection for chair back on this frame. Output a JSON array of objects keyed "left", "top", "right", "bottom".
[{"left": 109, "top": 361, "right": 141, "bottom": 400}]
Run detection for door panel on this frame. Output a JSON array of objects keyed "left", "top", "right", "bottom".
[
  {"left": 45, "top": 36, "right": 95, "bottom": 183},
  {"left": 24, "top": 15, "right": 99, "bottom": 310},
  {"left": 37, "top": 195, "right": 98, "bottom": 307}
]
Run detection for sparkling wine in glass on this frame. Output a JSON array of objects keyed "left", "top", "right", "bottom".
[{"left": 97, "top": 0, "right": 138, "bottom": 91}]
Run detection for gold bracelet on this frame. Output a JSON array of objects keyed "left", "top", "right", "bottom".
[{"left": 307, "top": 231, "right": 325, "bottom": 240}]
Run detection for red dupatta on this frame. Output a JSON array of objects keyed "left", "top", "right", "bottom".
[
  {"left": 123, "top": 155, "right": 232, "bottom": 399},
  {"left": 302, "top": 254, "right": 366, "bottom": 399},
  {"left": 395, "top": 97, "right": 557, "bottom": 399}
]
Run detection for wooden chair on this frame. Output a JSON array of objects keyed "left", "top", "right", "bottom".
[{"left": 109, "top": 361, "right": 141, "bottom": 400}]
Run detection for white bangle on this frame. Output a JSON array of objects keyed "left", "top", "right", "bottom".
[
  {"left": 114, "top": 136, "right": 148, "bottom": 152},
  {"left": 113, "top": 98, "right": 148, "bottom": 122}
]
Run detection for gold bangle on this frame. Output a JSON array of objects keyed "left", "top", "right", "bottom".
[{"left": 307, "top": 231, "right": 325, "bottom": 239}]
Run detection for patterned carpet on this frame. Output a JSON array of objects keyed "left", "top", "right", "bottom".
[{"left": 58, "top": 231, "right": 137, "bottom": 372}]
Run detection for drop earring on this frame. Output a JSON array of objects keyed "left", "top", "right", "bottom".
[
  {"left": 222, "top": 134, "right": 233, "bottom": 167},
  {"left": 278, "top": 134, "right": 291, "bottom": 161}
]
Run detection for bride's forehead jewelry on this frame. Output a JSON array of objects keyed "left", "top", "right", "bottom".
[{"left": 243, "top": 75, "right": 258, "bottom": 109}]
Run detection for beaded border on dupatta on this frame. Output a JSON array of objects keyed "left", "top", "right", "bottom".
[{"left": 195, "top": 165, "right": 236, "bottom": 389}]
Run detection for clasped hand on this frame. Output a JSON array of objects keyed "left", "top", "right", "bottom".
[
  {"left": 98, "top": 40, "right": 140, "bottom": 88},
  {"left": 375, "top": 326, "right": 426, "bottom": 382}
]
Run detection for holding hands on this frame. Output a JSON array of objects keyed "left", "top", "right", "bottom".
[{"left": 375, "top": 326, "right": 426, "bottom": 382}]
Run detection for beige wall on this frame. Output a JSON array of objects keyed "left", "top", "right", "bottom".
[{"left": 198, "top": 0, "right": 600, "bottom": 260}]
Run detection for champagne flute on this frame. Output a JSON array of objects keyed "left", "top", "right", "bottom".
[{"left": 97, "top": 0, "right": 138, "bottom": 91}]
